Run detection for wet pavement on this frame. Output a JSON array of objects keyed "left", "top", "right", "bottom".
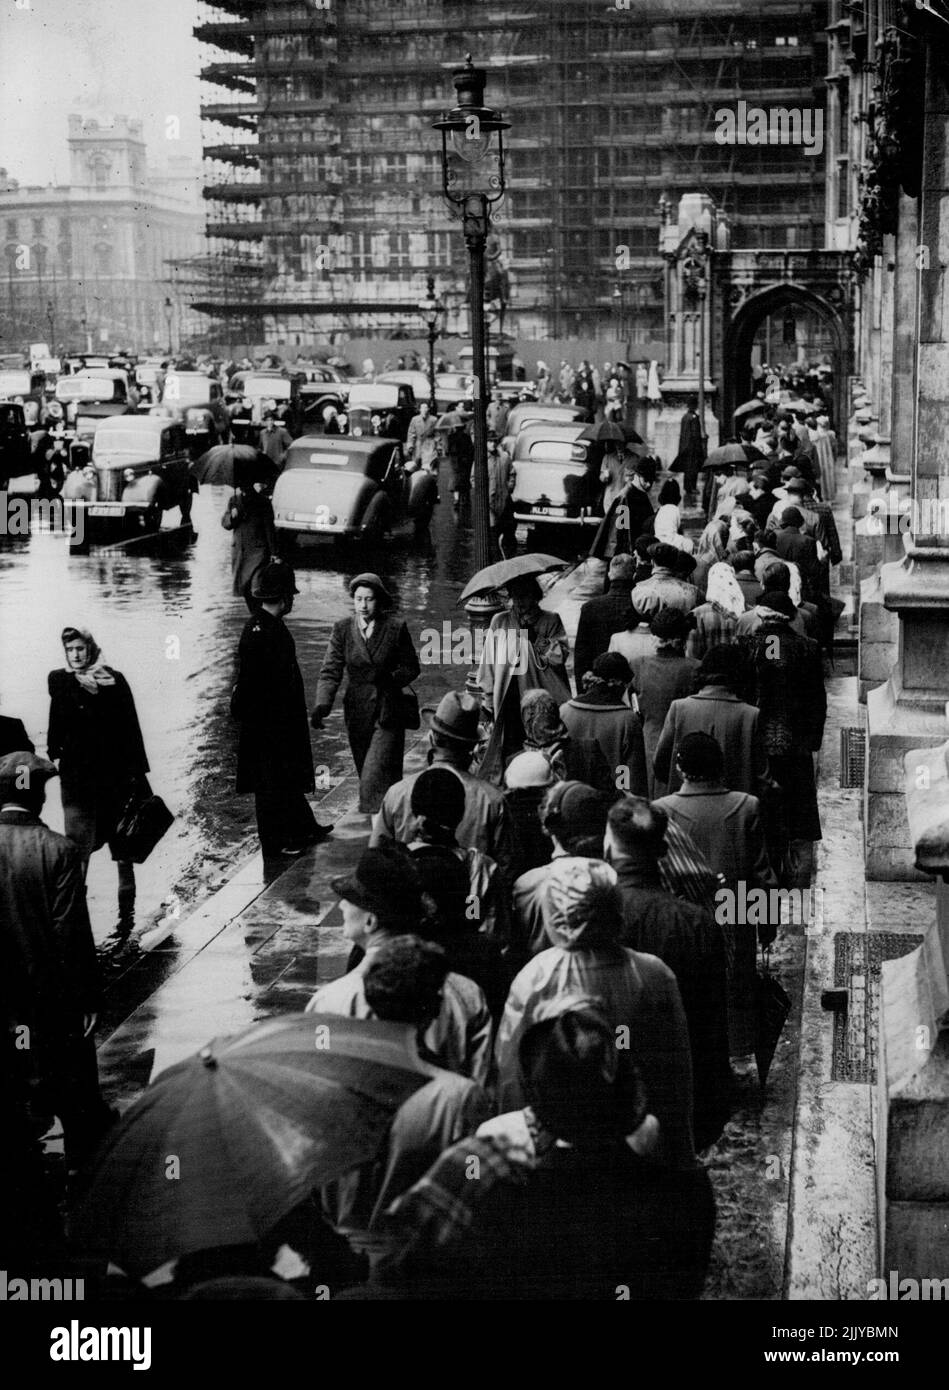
[{"left": 0, "top": 483, "right": 486, "bottom": 1033}]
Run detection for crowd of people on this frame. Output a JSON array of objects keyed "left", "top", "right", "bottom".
[{"left": 1, "top": 344, "right": 842, "bottom": 1299}]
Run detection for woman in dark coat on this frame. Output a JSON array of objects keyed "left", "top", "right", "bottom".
[
  {"left": 312, "top": 574, "right": 420, "bottom": 815},
  {"left": 232, "top": 561, "right": 330, "bottom": 856},
  {"left": 47, "top": 627, "right": 149, "bottom": 927},
  {"left": 222, "top": 482, "right": 277, "bottom": 612}
]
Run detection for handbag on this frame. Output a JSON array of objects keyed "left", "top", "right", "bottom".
[
  {"left": 111, "top": 780, "right": 175, "bottom": 864},
  {"left": 754, "top": 947, "right": 792, "bottom": 1089}
]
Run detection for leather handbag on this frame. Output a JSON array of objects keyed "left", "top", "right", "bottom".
[{"left": 111, "top": 781, "right": 175, "bottom": 864}]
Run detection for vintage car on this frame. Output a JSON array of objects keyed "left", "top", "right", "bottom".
[
  {"left": 0, "top": 402, "right": 31, "bottom": 487},
  {"left": 226, "top": 371, "right": 305, "bottom": 442},
  {"left": 272, "top": 435, "right": 434, "bottom": 544},
  {"left": 180, "top": 400, "right": 231, "bottom": 457},
  {"left": 161, "top": 371, "right": 223, "bottom": 411},
  {"left": 434, "top": 371, "right": 474, "bottom": 412},
  {"left": 345, "top": 382, "right": 416, "bottom": 442},
  {"left": 61, "top": 415, "right": 193, "bottom": 539},
  {"left": 502, "top": 402, "right": 591, "bottom": 447},
  {"left": 376, "top": 369, "right": 432, "bottom": 402},
  {"left": 511, "top": 423, "right": 602, "bottom": 545},
  {"left": 55, "top": 372, "right": 134, "bottom": 444},
  {"left": 0, "top": 366, "right": 48, "bottom": 413}
]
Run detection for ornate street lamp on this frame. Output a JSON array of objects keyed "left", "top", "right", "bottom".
[
  {"left": 434, "top": 56, "right": 509, "bottom": 628},
  {"left": 419, "top": 274, "right": 443, "bottom": 411},
  {"left": 46, "top": 299, "right": 55, "bottom": 353},
  {"left": 164, "top": 295, "right": 174, "bottom": 357}
]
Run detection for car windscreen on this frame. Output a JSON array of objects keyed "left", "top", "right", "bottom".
[
  {"left": 0, "top": 372, "right": 32, "bottom": 397},
  {"left": 57, "top": 377, "right": 123, "bottom": 402},
  {"left": 93, "top": 429, "right": 163, "bottom": 464},
  {"left": 284, "top": 447, "right": 359, "bottom": 471}
]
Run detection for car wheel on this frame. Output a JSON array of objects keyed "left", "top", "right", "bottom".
[
  {"left": 362, "top": 496, "right": 391, "bottom": 545},
  {"left": 142, "top": 503, "right": 162, "bottom": 534}
]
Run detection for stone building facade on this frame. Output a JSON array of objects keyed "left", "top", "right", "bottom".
[{"left": 0, "top": 116, "right": 204, "bottom": 353}]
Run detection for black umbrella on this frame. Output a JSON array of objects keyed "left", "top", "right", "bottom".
[
  {"left": 578, "top": 420, "right": 645, "bottom": 446},
  {"left": 190, "top": 444, "right": 278, "bottom": 489}
]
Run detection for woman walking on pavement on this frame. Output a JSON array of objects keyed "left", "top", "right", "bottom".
[
  {"left": 312, "top": 574, "right": 421, "bottom": 815},
  {"left": 47, "top": 627, "right": 150, "bottom": 930}
]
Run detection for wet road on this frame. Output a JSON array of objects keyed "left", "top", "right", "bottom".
[{"left": 0, "top": 484, "right": 481, "bottom": 1027}]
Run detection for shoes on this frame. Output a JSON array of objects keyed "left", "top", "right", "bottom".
[
  {"left": 277, "top": 844, "right": 307, "bottom": 858},
  {"left": 308, "top": 823, "right": 333, "bottom": 843}
]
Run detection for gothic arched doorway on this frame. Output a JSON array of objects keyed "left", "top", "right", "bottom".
[{"left": 722, "top": 282, "right": 850, "bottom": 433}]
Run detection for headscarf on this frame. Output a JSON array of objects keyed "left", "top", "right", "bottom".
[
  {"left": 705, "top": 562, "right": 746, "bottom": 619},
  {"left": 61, "top": 626, "right": 116, "bottom": 693},
  {"left": 696, "top": 519, "right": 727, "bottom": 564}
]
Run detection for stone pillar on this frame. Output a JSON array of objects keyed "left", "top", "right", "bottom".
[
  {"left": 866, "top": 45, "right": 949, "bottom": 879},
  {"left": 877, "top": 740, "right": 949, "bottom": 1277},
  {"left": 890, "top": 193, "right": 919, "bottom": 472},
  {"left": 877, "top": 235, "right": 896, "bottom": 436}
]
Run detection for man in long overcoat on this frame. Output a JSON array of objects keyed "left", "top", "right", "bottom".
[
  {"left": 0, "top": 751, "right": 114, "bottom": 1173},
  {"left": 671, "top": 399, "right": 705, "bottom": 503},
  {"left": 232, "top": 560, "right": 331, "bottom": 855}
]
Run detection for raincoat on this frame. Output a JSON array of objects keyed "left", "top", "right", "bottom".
[
  {"left": 476, "top": 607, "right": 570, "bottom": 785},
  {"left": 495, "top": 857, "right": 697, "bottom": 1171}
]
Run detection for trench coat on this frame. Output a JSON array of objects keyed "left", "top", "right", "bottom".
[
  {"left": 47, "top": 668, "right": 149, "bottom": 856},
  {"left": 315, "top": 614, "right": 421, "bottom": 814},
  {"left": 406, "top": 413, "right": 439, "bottom": 469},
  {"left": 233, "top": 607, "right": 314, "bottom": 795},
  {"left": 652, "top": 686, "right": 768, "bottom": 796}
]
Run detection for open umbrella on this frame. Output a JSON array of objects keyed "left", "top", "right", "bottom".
[
  {"left": 458, "top": 552, "right": 568, "bottom": 603},
  {"left": 72, "top": 1015, "right": 431, "bottom": 1277},
  {"left": 741, "top": 444, "right": 766, "bottom": 462},
  {"left": 190, "top": 444, "right": 278, "bottom": 489},
  {"left": 702, "top": 442, "right": 750, "bottom": 471},
  {"left": 578, "top": 419, "right": 645, "bottom": 446},
  {"left": 733, "top": 398, "right": 768, "bottom": 419}
]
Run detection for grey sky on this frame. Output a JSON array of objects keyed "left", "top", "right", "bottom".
[{"left": 0, "top": 0, "right": 203, "bottom": 186}]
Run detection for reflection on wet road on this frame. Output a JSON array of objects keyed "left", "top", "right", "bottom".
[{"left": 0, "top": 485, "right": 480, "bottom": 1031}]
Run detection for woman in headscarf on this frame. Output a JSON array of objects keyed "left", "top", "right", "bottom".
[
  {"left": 47, "top": 627, "right": 150, "bottom": 928},
  {"left": 312, "top": 573, "right": 420, "bottom": 814},
  {"left": 476, "top": 576, "right": 570, "bottom": 785},
  {"left": 686, "top": 562, "right": 745, "bottom": 662},
  {"left": 691, "top": 517, "right": 729, "bottom": 597},
  {"left": 518, "top": 688, "right": 612, "bottom": 791},
  {"left": 652, "top": 479, "right": 694, "bottom": 554}
]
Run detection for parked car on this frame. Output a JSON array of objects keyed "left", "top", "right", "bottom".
[
  {"left": 511, "top": 423, "right": 602, "bottom": 547},
  {"left": 55, "top": 372, "right": 134, "bottom": 444},
  {"left": 272, "top": 435, "right": 434, "bottom": 544},
  {"left": 346, "top": 383, "right": 416, "bottom": 442},
  {"left": 61, "top": 415, "right": 193, "bottom": 541},
  {"left": 0, "top": 402, "right": 31, "bottom": 487},
  {"left": 299, "top": 382, "right": 349, "bottom": 433}
]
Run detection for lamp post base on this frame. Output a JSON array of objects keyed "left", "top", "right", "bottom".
[{"left": 464, "top": 590, "right": 505, "bottom": 697}]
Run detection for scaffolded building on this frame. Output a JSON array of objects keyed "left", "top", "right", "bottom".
[{"left": 194, "top": 0, "right": 828, "bottom": 343}]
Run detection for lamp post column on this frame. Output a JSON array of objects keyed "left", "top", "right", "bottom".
[{"left": 465, "top": 194, "right": 492, "bottom": 587}]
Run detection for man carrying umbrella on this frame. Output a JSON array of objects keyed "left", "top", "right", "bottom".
[{"left": 231, "top": 560, "right": 332, "bottom": 857}]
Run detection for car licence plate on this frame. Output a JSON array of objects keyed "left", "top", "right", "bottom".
[
  {"left": 89, "top": 505, "right": 125, "bottom": 517},
  {"left": 532, "top": 506, "right": 567, "bottom": 516}
]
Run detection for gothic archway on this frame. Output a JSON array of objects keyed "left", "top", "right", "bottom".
[{"left": 721, "top": 281, "right": 851, "bottom": 432}]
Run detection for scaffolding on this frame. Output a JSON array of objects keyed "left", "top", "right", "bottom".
[{"left": 194, "top": 0, "right": 828, "bottom": 341}]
